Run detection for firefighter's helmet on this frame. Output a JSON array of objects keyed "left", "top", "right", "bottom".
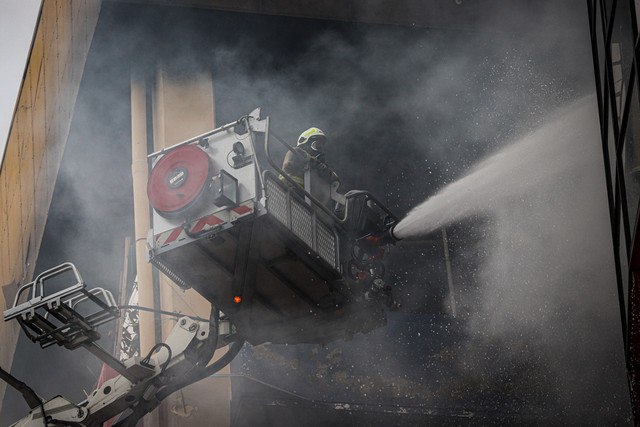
[{"left": 297, "top": 127, "right": 327, "bottom": 152}]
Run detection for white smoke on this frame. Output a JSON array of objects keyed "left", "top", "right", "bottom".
[{"left": 394, "top": 96, "right": 630, "bottom": 419}]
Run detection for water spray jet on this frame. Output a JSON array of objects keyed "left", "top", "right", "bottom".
[{"left": 391, "top": 96, "right": 599, "bottom": 242}]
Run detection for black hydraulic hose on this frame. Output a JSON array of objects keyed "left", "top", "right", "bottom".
[
  {"left": 112, "top": 339, "right": 244, "bottom": 427},
  {"left": 0, "top": 366, "right": 48, "bottom": 425},
  {"left": 113, "top": 305, "right": 226, "bottom": 427},
  {"left": 141, "top": 343, "right": 173, "bottom": 373},
  {"left": 156, "top": 304, "right": 235, "bottom": 402},
  {"left": 156, "top": 337, "right": 244, "bottom": 402},
  {"left": 182, "top": 222, "right": 215, "bottom": 240},
  {"left": 200, "top": 305, "right": 220, "bottom": 371},
  {"left": 0, "top": 366, "right": 42, "bottom": 410}
]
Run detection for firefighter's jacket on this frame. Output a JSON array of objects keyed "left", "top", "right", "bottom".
[{"left": 281, "top": 147, "right": 327, "bottom": 187}]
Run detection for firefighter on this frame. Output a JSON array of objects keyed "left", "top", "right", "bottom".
[{"left": 281, "top": 127, "right": 333, "bottom": 187}]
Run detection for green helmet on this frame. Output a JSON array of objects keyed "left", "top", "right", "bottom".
[{"left": 297, "top": 127, "right": 327, "bottom": 152}]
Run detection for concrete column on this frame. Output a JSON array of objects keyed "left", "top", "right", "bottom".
[
  {"left": 151, "top": 65, "right": 231, "bottom": 427},
  {"left": 152, "top": 65, "right": 218, "bottom": 332}
]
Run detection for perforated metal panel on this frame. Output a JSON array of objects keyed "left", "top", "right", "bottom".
[
  {"left": 317, "top": 221, "right": 337, "bottom": 267},
  {"left": 265, "top": 176, "right": 339, "bottom": 270},
  {"left": 266, "top": 178, "right": 289, "bottom": 227},
  {"left": 291, "top": 199, "right": 313, "bottom": 248}
]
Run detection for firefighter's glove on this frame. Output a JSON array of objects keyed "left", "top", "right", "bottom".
[
  {"left": 314, "top": 160, "right": 332, "bottom": 179},
  {"left": 316, "top": 162, "right": 328, "bottom": 174},
  {"left": 308, "top": 156, "right": 319, "bottom": 167}
]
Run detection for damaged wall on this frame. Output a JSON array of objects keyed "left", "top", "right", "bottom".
[{"left": 0, "top": 0, "right": 101, "bottom": 408}]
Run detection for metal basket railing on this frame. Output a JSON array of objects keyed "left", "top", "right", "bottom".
[
  {"left": 3, "top": 262, "right": 119, "bottom": 349},
  {"left": 264, "top": 172, "right": 340, "bottom": 271}
]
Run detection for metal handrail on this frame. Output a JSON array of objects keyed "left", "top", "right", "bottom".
[
  {"left": 264, "top": 129, "right": 398, "bottom": 225},
  {"left": 263, "top": 128, "right": 341, "bottom": 222},
  {"left": 67, "top": 287, "right": 118, "bottom": 312},
  {"left": 7, "top": 263, "right": 84, "bottom": 320},
  {"left": 146, "top": 116, "right": 249, "bottom": 160},
  {"left": 342, "top": 190, "right": 399, "bottom": 223},
  {"left": 33, "top": 262, "right": 83, "bottom": 301}
]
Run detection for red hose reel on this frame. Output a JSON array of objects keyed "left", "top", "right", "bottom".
[{"left": 147, "top": 145, "right": 213, "bottom": 218}]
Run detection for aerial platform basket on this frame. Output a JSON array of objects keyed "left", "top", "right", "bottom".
[{"left": 146, "top": 109, "right": 396, "bottom": 345}]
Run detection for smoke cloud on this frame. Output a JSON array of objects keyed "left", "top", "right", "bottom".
[{"left": 1, "top": 1, "right": 631, "bottom": 424}]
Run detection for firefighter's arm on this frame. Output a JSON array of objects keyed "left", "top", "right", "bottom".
[
  {"left": 282, "top": 149, "right": 309, "bottom": 176},
  {"left": 281, "top": 150, "right": 296, "bottom": 174}
]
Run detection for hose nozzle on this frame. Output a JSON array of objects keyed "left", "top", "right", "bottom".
[
  {"left": 360, "top": 225, "right": 401, "bottom": 247},
  {"left": 388, "top": 225, "right": 400, "bottom": 243}
]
